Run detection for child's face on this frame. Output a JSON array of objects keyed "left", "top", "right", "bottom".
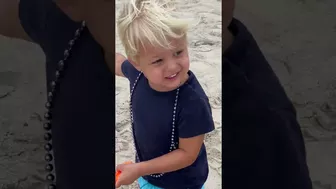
[{"left": 132, "top": 38, "right": 190, "bottom": 92}]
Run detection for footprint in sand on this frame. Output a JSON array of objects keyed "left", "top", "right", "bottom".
[
  {"left": 0, "top": 85, "right": 15, "bottom": 100},
  {"left": 313, "top": 180, "right": 332, "bottom": 189},
  {"left": 303, "top": 102, "right": 336, "bottom": 142},
  {"left": 209, "top": 94, "right": 222, "bottom": 110},
  {"left": 314, "top": 103, "right": 336, "bottom": 132},
  {"left": 190, "top": 39, "right": 217, "bottom": 52},
  {"left": 116, "top": 138, "right": 130, "bottom": 152}
]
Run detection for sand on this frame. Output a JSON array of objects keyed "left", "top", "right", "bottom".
[
  {"left": 115, "top": 0, "right": 222, "bottom": 188},
  {"left": 1, "top": 0, "right": 336, "bottom": 188}
]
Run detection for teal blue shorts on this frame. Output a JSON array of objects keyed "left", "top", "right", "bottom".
[{"left": 137, "top": 177, "right": 205, "bottom": 189}]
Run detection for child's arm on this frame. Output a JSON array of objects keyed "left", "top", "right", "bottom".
[
  {"left": 137, "top": 134, "right": 205, "bottom": 176},
  {"left": 115, "top": 53, "right": 127, "bottom": 77},
  {"left": 136, "top": 97, "right": 214, "bottom": 176}
]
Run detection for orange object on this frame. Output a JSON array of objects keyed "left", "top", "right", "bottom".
[
  {"left": 115, "top": 161, "right": 133, "bottom": 183},
  {"left": 116, "top": 170, "right": 122, "bottom": 182}
]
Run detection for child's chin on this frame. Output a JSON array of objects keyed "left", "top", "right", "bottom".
[{"left": 165, "top": 80, "right": 182, "bottom": 90}]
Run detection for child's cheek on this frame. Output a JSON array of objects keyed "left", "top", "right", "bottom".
[
  {"left": 149, "top": 70, "right": 164, "bottom": 83},
  {"left": 182, "top": 59, "right": 190, "bottom": 70}
]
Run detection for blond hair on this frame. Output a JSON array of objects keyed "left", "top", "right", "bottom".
[{"left": 117, "top": 0, "right": 188, "bottom": 61}]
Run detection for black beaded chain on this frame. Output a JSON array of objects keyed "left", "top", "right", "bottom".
[{"left": 43, "top": 21, "right": 86, "bottom": 189}]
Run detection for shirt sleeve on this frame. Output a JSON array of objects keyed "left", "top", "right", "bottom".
[
  {"left": 178, "top": 97, "right": 215, "bottom": 138},
  {"left": 18, "top": 0, "right": 53, "bottom": 44},
  {"left": 121, "top": 59, "right": 141, "bottom": 81}
]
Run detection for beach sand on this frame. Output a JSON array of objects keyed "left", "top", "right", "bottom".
[
  {"left": 0, "top": 0, "right": 336, "bottom": 188},
  {"left": 115, "top": 0, "right": 222, "bottom": 188}
]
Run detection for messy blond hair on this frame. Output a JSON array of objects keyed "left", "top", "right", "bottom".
[{"left": 117, "top": 0, "right": 188, "bottom": 61}]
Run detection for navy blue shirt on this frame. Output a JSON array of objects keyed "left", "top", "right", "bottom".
[
  {"left": 222, "top": 18, "right": 313, "bottom": 189},
  {"left": 19, "top": 0, "right": 114, "bottom": 188},
  {"left": 121, "top": 60, "right": 215, "bottom": 189}
]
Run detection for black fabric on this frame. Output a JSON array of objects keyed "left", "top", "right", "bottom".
[
  {"left": 19, "top": 1, "right": 115, "bottom": 188},
  {"left": 121, "top": 60, "right": 214, "bottom": 189},
  {"left": 18, "top": 0, "right": 51, "bottom": 44},
  {"left": 222, "top": 18, "right": 313, "bottom": 189}
]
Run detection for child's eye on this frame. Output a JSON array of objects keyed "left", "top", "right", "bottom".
[
  {"left": 152, "top": 59, "right": 163, "bottom": 64},
  {"left": 174, "top": 50, "right": 183, "bottom": 56}
]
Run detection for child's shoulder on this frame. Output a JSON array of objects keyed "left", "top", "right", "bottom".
[
  {"left": 177, "top": 71, "right": 215, "bottom": 137},
  {"left": 121, "top": 59, "right": 141, "bottom": 81},
  {"left": 179, "top": 71, "right": 211, "bottom": 108}
]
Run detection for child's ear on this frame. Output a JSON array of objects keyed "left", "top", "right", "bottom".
[{"left": 128, "top": 58, "right": 142, "bottom": 71}]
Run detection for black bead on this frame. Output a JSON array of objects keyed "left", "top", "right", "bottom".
[
  {"left": 58, "top": 60, "right": 64, "bottom": 68},
  {"left": 44, "top": 133, "right": 52, "bottom": 141},
  {"left": 64, "top": 50, "right": 69, "bottom": 58},
  {"left": 48, "top": 184, "right": 56, "bottom": 189},
  {"left": 44, "top": 112, "right": 51, "bottom": 120},
  {"left": 47, "top": 92, "right": 53, "bottom": 101},
  {"left": 45, "top": 164, "right": 53, "bottom": 171},
  {"left": 46, "top": 173, "right": 55, "bottom": 181},
  {"left": 75, "top": 29, "right": 81, "bottom": 36},
  {"left": 45, "top": 153, "right": 53, "bottom": 162},
  {"left": 50, "top": 81, "right": 56, "bottom": 88},
  {"left": 69, "top": 39, "right": 75, "bottom": 46},
  {"left": 55, "top": 71, "right": 60, "bottom": 78},
  {"left": 43, "top": 123, "right": 51, "bottom": 131},
  {"left": 44, "top": 143, "right": 52, "bottom": 151},
  {"left": 45, "top": 102, "right": 52, "bottom": 109}
]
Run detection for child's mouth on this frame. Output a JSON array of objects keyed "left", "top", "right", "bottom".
[{"left": 165, "top": 72, "right": 179, "bottom": 80}]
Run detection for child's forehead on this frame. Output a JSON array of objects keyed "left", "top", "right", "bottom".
[{"left": 140, "top": 38, "right": 186, "bottom": 53}]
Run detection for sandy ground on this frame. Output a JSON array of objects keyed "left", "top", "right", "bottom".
[
  {"left": 0, "top": 0, "right": 336, "bottom": 189},
  {"left": 115, "top": 0, "right": 222, "bottom": 188}
]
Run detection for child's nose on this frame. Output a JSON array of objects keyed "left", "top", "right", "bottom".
[{"left": 166, "top": 59, "right": 179, "bottom": 70}]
